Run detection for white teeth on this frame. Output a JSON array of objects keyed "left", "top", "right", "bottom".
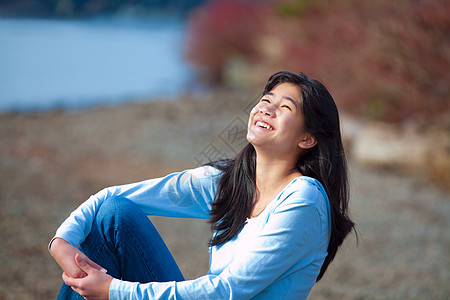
[{"left": 256, "top": 121, "right": 272, "bottom": 130}]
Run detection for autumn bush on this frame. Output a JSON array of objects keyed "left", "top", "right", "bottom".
[{"left": 185, "top": 0, "right": 450, "bottom": 125}]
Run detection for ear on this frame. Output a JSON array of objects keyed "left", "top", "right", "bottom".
[{"left": 298, "top": 134, "right": 317, "bottom": 150}]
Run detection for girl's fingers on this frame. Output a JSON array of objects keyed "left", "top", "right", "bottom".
[
  {"left": 85, "top": 257, "right": 108, "bottom": 273},
  {"left": 77, "top": 252, "right": 108, "bottom": 273},
  {"left": 62, "top": 272, "right": 78, "bottom": 288}
]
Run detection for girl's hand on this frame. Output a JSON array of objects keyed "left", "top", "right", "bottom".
[
  {"left": 62, "top": 253, "right": 113, "bottom": 300},
  {"left": 50, "top": 238, "right": 107, "bottom": 278}
]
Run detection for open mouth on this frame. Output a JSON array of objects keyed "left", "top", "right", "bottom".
[{"left": 255, "top": 120, "right": 274, "bottom": 130}]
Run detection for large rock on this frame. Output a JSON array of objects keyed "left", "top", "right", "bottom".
[{"left": 342, "top": 116, "right": 450, "bottom": 188}]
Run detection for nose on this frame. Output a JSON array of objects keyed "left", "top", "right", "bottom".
[{"left": 259, "top": 105, "right": 274, "bottom": 117}]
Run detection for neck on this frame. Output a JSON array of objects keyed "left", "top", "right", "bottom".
[{"left": 254, "top": 149, "right": 301, "bottom": 195}]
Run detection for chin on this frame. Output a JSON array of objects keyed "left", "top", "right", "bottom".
[
  {"left": 247, "top": 139, "right": 267, "bottom": 148},
  {"left": 246, "top": 135, "right": 263, "bottom": 147}
]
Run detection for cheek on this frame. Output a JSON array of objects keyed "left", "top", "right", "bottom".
[
  {"left": 248, "top": 105, "right": 259, "bottom": 126},
  {"left": 284, "top": 116, "right": 305, "bottom": 137},
  {"left": 250, "top": 104, "right": 259, "bottom": 115}
]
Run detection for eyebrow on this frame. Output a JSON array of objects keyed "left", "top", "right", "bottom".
[{"left": 263, "top": 92, "right": 299, "bottom": 109}]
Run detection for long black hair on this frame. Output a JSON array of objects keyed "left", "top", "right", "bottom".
[{"left": 208, "top": 71, "right": 355, "bottom": 281}]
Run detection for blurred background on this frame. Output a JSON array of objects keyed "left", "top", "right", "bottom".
[{"left": 0, "top": 0, "right": 449, "bottom": 299}]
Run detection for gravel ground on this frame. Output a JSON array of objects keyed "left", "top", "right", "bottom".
[{"left": 0, "top": 92, "right": 449, "bottom": 299}]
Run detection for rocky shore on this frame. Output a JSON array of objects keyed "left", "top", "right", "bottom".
[{"left": 0, "top": 91, "right": 448, "bottom": 299}]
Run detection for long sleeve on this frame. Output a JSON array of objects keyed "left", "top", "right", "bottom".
[
  {"left": 109, "top": 177, "right": 330, "bottom": 300},
  {"left": 51, "top": 165, "right": 220, "bottom": 249}
]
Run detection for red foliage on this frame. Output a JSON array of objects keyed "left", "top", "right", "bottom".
[
  {"left": 185, "top": 0, "right": 450, "bottom": 124},
  {"left": 185, "top": 0, "right": 270, "bottom": 83}
]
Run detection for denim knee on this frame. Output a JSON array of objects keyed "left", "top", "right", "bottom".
[{"left": 95, "top": 196, "right": 145, "bottom": 232}]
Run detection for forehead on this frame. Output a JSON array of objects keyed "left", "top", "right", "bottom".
[{"left": 265, "top": 83, "right": 302, "bottom": 105}]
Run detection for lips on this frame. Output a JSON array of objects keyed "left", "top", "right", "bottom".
[{"left": 254, "top": 120, "right": 274, "bottom": 130}]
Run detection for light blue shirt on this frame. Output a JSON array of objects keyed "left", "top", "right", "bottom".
[{"left": 52, "top": 165, "right": 331, "bottom": 299}]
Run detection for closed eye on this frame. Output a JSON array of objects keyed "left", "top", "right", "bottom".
[
  {"left": 282, "top": 105, "right": 292, "bottom": 111},
  {"left": 260, "top": 99, "right": 270, "bottom": 103}
]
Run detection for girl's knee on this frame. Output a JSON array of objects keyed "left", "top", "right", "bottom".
[
  {"left": 98, "top": 196, "right": 134, "bottom": 214},
  {"left": 96, "top": 196, "right": 146, "bottom": 229}
]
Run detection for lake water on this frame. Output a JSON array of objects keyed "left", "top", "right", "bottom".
[{"left": 0, "top": 17, "right": 193, "bottom": 113}]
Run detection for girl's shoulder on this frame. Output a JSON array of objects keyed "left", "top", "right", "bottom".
[{"left": 279, "top": 176, "right": 329, "bottom": 207}]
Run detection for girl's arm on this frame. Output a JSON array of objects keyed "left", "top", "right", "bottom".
[
  {"left": 50, "top": 165, "right": 219, "bottom": 249},
  {"left": 50, "top": 166, "right": 219, "bottom": 281}
]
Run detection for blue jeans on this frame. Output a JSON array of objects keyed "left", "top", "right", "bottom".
[{"left": 56, "top": 196, "right": 185, "bottom": 299}]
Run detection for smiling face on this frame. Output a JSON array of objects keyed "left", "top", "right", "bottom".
[{"left": 247, "top": 83, "right": 316, "bottom": 157}]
